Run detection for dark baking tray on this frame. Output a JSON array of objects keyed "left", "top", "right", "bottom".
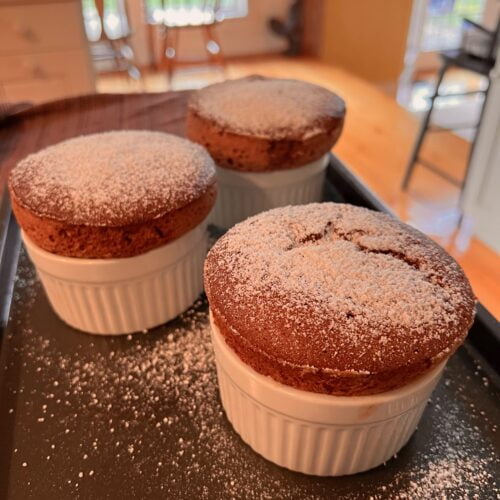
[{"left": 0, "top": 155, "right": 499, "bottom": 500}]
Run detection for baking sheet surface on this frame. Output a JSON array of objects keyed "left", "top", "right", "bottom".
[{"left": 0, "top": 250, "right": 498, "bottom": 500}]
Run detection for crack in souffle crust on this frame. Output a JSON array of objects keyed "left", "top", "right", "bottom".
[
  {"left": 204, "top": 203, "right": 476, "bottom": 396},
  {"left": 9, "top": 130, "right": 216, "bottom": 227}
]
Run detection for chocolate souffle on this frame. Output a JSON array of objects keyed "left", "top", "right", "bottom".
[
  {"left": 186, "top": 75, "right": 345, "bottom": 172},
  {"left": 205, "top": 203, "right": 475, "bottom": 396},
  {"left": 9, "top": 130, "right": 216, "bottom": 259}
]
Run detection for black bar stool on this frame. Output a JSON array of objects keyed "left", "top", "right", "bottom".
[{"left": 402, "top": 19, "right": 499, "bottom": 192}]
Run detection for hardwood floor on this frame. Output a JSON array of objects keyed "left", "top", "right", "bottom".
[{"left": 99, "top": 56, "right": 500, "bottom": 318}]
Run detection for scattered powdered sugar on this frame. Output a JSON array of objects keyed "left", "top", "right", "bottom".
[
  {"left": 190, "top": 76, "right": 345, "bottom": 139},
  {"left": 9, "top": 130, "right": 216, "bottom": 226},
  {"left": 370, "top": 385, "right": 499, "bottom": 500},
  {"left": 205, "top": 203, "right": 475, "bottom": 373},
  {"left": 2, "top": 252, "right": 498, "bottom": 499}
]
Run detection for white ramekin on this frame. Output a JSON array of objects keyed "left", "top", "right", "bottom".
[
  {"left": 210, "top": 313, "right": 445, "bottom": 476},
  {"left": 210, "top": 154, "right": 329, "bottom": 229},
  {"left": 22, "top": 223, "right": 208, "bottom": 335}
]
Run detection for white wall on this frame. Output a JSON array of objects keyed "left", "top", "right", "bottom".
[
  {"left": 461, "top": 45, "right": 500, "bottom": 253},
  {"left": 126, "top": 0, "right": 291, "bottom": 67}
]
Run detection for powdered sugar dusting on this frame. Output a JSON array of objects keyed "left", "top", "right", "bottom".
[
  {"left": 371, "top": 384, "right": 499, "bottom": 499},
  {"left": 190, "top": 76, "right": 345, "bottom": 139},
  {"left": 2, "top": 253, "right": 497, "bottom": 498},
  {"left": 205, "top": 203, "right": 475, "bottom": 374},
  {"left": 9, "top": 131, "right": 216, "bottom": 226}
]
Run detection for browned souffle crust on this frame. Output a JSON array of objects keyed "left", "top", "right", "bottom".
[
  {"left": 186, "top": 76, "right": 346, "bottom": 172},
  {"left": 9, "top": 130, "right": 217, "bottom": 258},
  {"left": 204, "top": 203, "right": 476, "bottom": 396}
]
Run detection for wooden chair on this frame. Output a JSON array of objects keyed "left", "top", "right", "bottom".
[{"left": 86, "top": 0, "right": 141, "bottom": 80}]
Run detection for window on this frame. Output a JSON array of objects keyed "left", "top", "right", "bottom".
[
  {"left": 144, "top": 0, "right": 248, "bottom": 26},
  {"left": 421, "top": 0, "right": 487, "bottom": 51}
]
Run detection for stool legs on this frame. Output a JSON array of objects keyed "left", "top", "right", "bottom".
[
  {"left": 163, "top": 27, "right": 180, "bottom": 88},
  {"left": 402, "top": 62, "right": 448, "bottom": 189},
  {"left": 159, "top": 22, "right": 225, "bottom": 88},
  {"left": 202, "top": 24, "right": 225, "bottom": 69}
]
